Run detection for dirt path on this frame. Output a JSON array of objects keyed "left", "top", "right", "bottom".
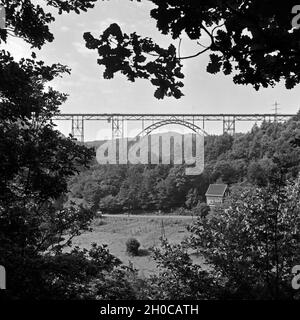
[{"left": 100, "top": 213, "right": 196, "bottom": 220}]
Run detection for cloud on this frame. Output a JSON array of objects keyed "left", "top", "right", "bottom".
[
  {"left": 60, "top": 26, "right": 70, "bottom": 32},
  {"left": 72, "top": 41, "right": 95, "bottom": 56}
]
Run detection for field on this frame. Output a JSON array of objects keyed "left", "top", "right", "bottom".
[{"left": 72, "top": 214, "right": 206, "bottom": 277}]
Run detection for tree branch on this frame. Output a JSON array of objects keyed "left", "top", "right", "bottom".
[{"left": 177, "top": 46, "right": 211, "bottom": 60}]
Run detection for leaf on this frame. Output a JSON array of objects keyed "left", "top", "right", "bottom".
[
  {"left": 154, "top": 87, "right": 165, "bottom": 99},
  {"left": 207, "top": 54, "right": 222, "bottom": 74}
]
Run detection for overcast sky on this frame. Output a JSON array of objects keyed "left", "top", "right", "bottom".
[{"left": 5, "top": 0, "right": 300, "bottom": 140}]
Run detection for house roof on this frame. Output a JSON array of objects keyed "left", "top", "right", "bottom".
[{"left": 205, "top": 184, "right": 228, "bottom": 197}]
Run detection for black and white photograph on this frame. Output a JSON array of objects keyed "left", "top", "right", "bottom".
[{"left": 1, "top": 0, "right": 300, "bottom": 317}]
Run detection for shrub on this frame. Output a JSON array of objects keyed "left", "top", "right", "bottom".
[
  {"left": 192, "top": 202, "right": 210, "bottom": 218},
  {"left": 126, "top": 238, "right": 140, "bottom": 256}
]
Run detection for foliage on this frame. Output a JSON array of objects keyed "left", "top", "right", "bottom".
[
  {"left": 98, "top": 194, "right": 123, "bottom": 214},
  {"left": 126, "top": 238, "right": 141, "bottom": 256},
  {"left": 0, "top": 55, "right": 100, "bottom": 298},
  {"left": 192, "top": 202, "right": 210, "bottom": 218},
  {"left": 0, "top": 0, "right": 97, "bottom": 48},
  {"left": 145, "top": 175, "right": 300, "bottom": 300},
  {"left": 85, "top": 0, "right": 300, "bottom": 98},
  {"left": 0, "top": 0, "right": 137, "bottom": 300},
  {"left": 69, "top": 163, "right": 208, "bottom": 213},
  {"left": 145, "top": 239, "right": 219, "bottom": 300},
  {"left": 84, "top": 23, "right": 184, "bottom": 99},
  {"left": 188, "top": 178, "right": 300, "bottom": 299}
]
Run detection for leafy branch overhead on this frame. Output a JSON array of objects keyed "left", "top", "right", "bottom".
[
  {"left": 84, "top": 24, "right": 184, "bottom": 99},
  {"left": 0, "top": 0, "right": 97, "bottom": 48},
  {"left": 84, "top": 0, "right": 300, "bottom": 98}
]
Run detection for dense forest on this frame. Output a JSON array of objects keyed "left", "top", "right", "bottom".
[{"left": 68, "top": 113, "right": 300, "bottom": 214}]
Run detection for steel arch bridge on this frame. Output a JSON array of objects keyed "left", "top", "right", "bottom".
[
  {"left": 136, "top": 119, "right": 208, "bottom": 137},
  {"left": 52, "top": 113, "right": 296, "bottom": 142}
]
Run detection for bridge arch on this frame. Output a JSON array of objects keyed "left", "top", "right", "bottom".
[{"left": 136, "top": 119, "right": 208, "bottom": 137}]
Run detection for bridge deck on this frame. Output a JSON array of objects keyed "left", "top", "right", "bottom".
[
  {"left": 53, "top": 113, "right": 295, "bottom": 121},
  {"left": 51, "top": 113, "right": 296, "bottom": 141}
]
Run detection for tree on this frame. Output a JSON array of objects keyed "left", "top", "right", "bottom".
[
  {"left": 84, "top": 0, "right": 300, "bottom": 99},
  {"left": 212, "top": 160, "right": 241, "bottom": 184},
  {"left": 247, "top": 159, "right": 275, "bottom": 186},
  {"left": 205, "top": 134, "right": 234, "bottom": 162},
  {"left": 118, "top": 165, "right": 145, "bottom": 211},
  {"left": 192, "top": 202, "right": 210, "bottom": 218},
  {"left": 0, "top": 0, "right": 97, "bottom": 48},
  {"left": 0, "top": 0, "right": 138, "bottom": 299},
  {"left": 146, "top": 239, "right": 218, "bottom": 300},
  {"left": 98, "top": 194, "right": 122, "bottom": 213},
  {"left": 188, "top": 178, "right": 300, "bottom": 299},
  {"left": 185, "top": 188, "right": 200, "bottom": 209}
]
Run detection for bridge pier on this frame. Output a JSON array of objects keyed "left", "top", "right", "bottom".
[
  {"left": 71, "top": 115, "right": 84, "bottom": 142},
  {"left": 109, "top": 116, "right": 124, "bottom": 140},
  {"left": 223, "top": 116, "right": 236, "bottom": 135}
]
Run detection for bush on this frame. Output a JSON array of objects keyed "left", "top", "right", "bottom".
[
  {"left": 126, "top": 238, "right": 140, "bottom": 256},
  {"left": 188, "top": 179, "right": 300, "bottom": 299},
  {"left": 192, "top": 202, "right": 210, "bottom": 218}
]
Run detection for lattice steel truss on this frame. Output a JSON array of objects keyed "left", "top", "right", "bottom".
[
  {"left": 71, "top": 115, "right": 84, "bottom": 142},
  {"left": 53, "top": 113, "right": 295, "bottom": 142}
]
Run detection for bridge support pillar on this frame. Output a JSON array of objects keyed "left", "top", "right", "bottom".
[
  {"left": 109, "top": 116, "right": 124, "bottom": 140},
  {"left": 71, "top": 115, "right": 84, "bottom": 142},
  {"left": 223, "top": 116, "right": 236, "bottom": 135}
]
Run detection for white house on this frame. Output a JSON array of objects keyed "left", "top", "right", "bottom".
[{"left": 205, "top": 184, "right": 228, "bottom": 207}]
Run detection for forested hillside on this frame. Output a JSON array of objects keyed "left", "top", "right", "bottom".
[{"left": 68, "top": 113, "right": 300, "bottom": 214}]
